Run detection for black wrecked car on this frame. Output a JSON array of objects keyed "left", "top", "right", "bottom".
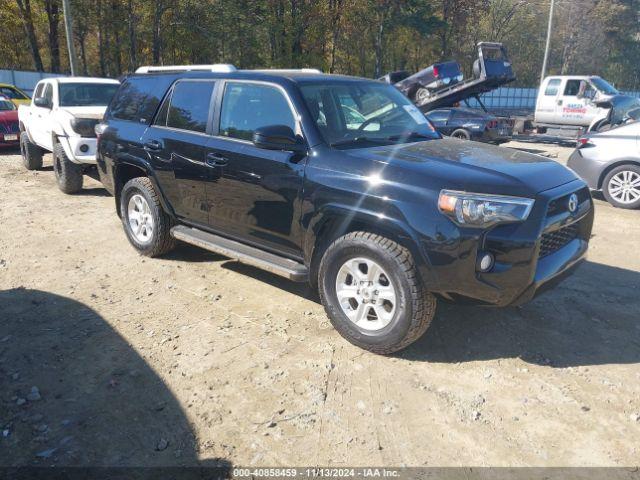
[
  {"left": 379, "top": 61, "right": 463, "bottom": 105},
  {"left": 96, "top": 65, "right": 593, "bottom": 354},
  {"left": 425, "top": 107, "right": 513, "bottom": 144}
]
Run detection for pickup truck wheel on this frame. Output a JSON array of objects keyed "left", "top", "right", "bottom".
[
  {"left": 120, "top": 177, "right": 176, "bottom": 257},
  {"left": 602, "top": 165, "right": 640, "bottom": 209},
  {"left": 20, "top": 134, "right": 43, "bottom": 170},
  {"left": 451, "top": 129, "right": 471, "bottom": 140},
  {"left": 53, "top": 143, "right": 83, "bottom": 194},
  {"left": 318, "top": 232, "right": 436, "bottom": 354}
]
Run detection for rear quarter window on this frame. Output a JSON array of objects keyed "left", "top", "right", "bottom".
[
  {"left": 544, "top": 79, "right": 562, "bottom": 96},
  {"left": 107, "top": 76, "right": 174, "bottom": 124}
]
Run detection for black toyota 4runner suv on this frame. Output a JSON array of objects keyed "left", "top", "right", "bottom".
[{"left": 96, "top": 65, "right": 593, "bottom": 354}]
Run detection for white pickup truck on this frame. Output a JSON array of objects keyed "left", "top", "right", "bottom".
[
  {"left": 534, "top": 75, "right": 638, "bottom": 133},
  {"left": 18, "top": 77, "right": 119, "bottom": 193}
]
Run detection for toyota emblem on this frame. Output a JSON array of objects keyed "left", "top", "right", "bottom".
[{"left": 568, "top": 193, "right": 578, "bottom": 213}]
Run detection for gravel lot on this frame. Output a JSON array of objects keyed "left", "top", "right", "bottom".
[{"left": 1, "top": 137, "right": 639, "bottom": 467}]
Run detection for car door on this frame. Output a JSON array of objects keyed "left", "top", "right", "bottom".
[
  {"left": 559, "top": 79, "right": 593, "bottom": 127},
  {"left": 206, "top": 80, "right": 306, "bottom": 257},
  {"left": 140, "top": 79, "right": 217, "bottom": 227},
  {"left": 30, "top": 82, "right": 52, "bottom": 147},
  {"left": 535, "top": 78, "right": 562, "bottom": 124},
  {"left": 426, "top": 109, "right": 452, "bottom": 134}
]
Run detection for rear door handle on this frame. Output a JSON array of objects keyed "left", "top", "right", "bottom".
[
  {"left": 143, "top": 140, "right": 162, "bottom": 151},
  {"left": 206, "top": 153, "right": 228, "bottom": 167}
]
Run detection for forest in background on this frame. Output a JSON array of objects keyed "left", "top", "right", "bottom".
[{"left": 1, "top": 0, "right": 639, "bottom": 89}]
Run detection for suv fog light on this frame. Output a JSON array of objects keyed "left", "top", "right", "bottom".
[
  {"left": 79, "top": 144, "right": 89, "bottom": 153},
  {"left": 477, "top": 252, "right": 494, "bottom": 272}
]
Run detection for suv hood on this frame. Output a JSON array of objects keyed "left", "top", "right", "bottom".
[
  {"left": 59, "top": 106, "right": 107, "bottom": 119},
  {"left": 345, "top": 137, "right": 578, "bottom": 196}
]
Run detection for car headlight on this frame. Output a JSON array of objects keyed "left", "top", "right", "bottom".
[
  {"left": 438, "top": 190, "right": 534, "bottom": 227},
  {"left": 70, "top": 117, "right": 99, "bottom": 137}
]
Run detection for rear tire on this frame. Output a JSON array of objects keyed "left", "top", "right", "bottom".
[
  {"left": 20, "top": 134, "right": 43, "bottom": 170},
  {"left": 451, "top": 129, "right": 471, "bottom": 140},
  {"left": 53, "top": 143, "right": 83, "bottom": 194},
  {"left": 602, "top": 164, "right": 640, "bottom": 209},
  {"left": 318, "top": 231, "right": 436, "bottom": 354},
  {"left": 120, "top": 177, "right": 176, "bottom": 257}
]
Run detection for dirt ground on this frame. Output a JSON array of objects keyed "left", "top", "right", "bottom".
[{"left": 1, "top": 137, "right": 639, "bottom": 468}]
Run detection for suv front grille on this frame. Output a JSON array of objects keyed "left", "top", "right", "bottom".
[
  {"left": 539, "top": 223, "right": 580, "bottom": 258},
  {"left": 547, "top": 187, "right": 590, "bottom": 217}
]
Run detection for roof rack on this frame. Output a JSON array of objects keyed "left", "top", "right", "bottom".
[
  {"left": 135, "top": 64, "right": 237, "bottom": 74},
  {"left": 251, "top": 68, "right": 322, "bottom": 74}
]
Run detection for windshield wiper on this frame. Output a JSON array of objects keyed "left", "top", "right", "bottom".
[
  {"left": 330, "top": 136, "right": 390, "bottom": 148},
  {"left": 386, "top": 132, "right": 434, "bottom": 142}
]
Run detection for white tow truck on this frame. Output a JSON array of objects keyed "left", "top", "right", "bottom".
[
  {"left": 534, "top": 75, "right": 637, "bottom": 133},
  {"left": 18, "top": 77, "right": 119, "bottom": 193}
]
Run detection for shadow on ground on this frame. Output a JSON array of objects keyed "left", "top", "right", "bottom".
[
  {"left": 0, "top": 288, "right": 230, "bottom": 470},
  {"left": 186, "top": 248, "right": 640, "bottom": 368},
  {"left": 400, "top": 261, "right": 640, "bottom": 367}
]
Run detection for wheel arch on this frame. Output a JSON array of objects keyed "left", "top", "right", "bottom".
[
  {"left": 597, "top": 159, "right": 640, "bottom": 190},
  {"left": 305, "top": 205, "right": 436, "bottom": 289},
  {"left": 114, "top": 161, "right": 175, "bottom": 219}
]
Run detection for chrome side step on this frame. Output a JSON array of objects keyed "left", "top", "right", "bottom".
[{"left": 170, "top": 225, "right": 308, "bottom": 282}]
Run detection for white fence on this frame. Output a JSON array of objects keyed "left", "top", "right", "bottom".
[{"left": 0, "top": 69, "right": 67, "bottom": 96}]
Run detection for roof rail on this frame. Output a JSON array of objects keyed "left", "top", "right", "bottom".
[
  {"left": 135, "top": 64, "right": 237, "bottom": 74},
  {"left": 251, "top": 68, "right": 322, "bottom": 74}
]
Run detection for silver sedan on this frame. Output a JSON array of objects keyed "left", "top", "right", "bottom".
[{"left": 568, "top": 120, "right": 640, "bottom": 209}]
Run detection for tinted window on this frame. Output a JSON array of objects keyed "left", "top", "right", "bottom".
[
  {"left": 166, "top": 81, "right": 215, "bottom": 133},
  {"left": 219, "top": 82, "right": 295, "bottom": 141},
  {"left": 426, "top": 110, "right": 450, "bottom": 122},
  {"left": 59, "top": 83, "right": 118, "bottom": 107},
  {"left": 0, "top": 100, "right": 16, "bottom": 111},
  {"left": 109, "top": 76, "right": 174, "bottom": 124},
  {"left": 564, "top": 80, "right": 581, "bottom": 96},
  {"left": 544, "top": 79, "right": 561, "bottom": 96},
  {"left": 0, "top": 86, "right": 28, "bottom": 100}
]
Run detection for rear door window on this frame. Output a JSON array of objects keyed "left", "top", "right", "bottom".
[
  {"left": 544, "top": 79, "right": 561, "bottom": 96},
  {"left": 219, "top": 82, "right": 296, "bottom": 141},
  {"left": 165, "top": 81, "right": 215, "bottom": 133},
  {"left": 108, "top": 76, "right": 175, "bottom": 124},
  {"left": 43, "top": 84, "right": 53, "bottom": 105}
]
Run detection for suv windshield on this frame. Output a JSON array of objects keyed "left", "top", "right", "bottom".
[
  {"left": 59, "top": 83, "right": 119, "bottom": 107},
  {"left": 300, "top": 81, "right": 439, "bottom": 148},
  {"left": 590, "top": 77, "right": 619, "bottom": 95}
]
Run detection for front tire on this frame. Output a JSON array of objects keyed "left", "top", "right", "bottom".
[
  {"left": 602, "top": 165, "right": 640, "bottom": 209},
  {"left": 318, "top": 232, "right": 436, "bottom": 354},
  {"left": 53, "top": 143, "right": 83, "bottom": 194},
  {"left": 20, "top": 134, "right": 43, "bottom": 170},
  {"left": 120, "top": 177, "right": 176, "bottom": 257},
  {"left": 414, "top": 87, "right": 431, "bottom": 105}
]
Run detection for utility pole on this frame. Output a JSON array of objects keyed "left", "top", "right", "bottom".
[
  {"left": 62, "top": 0, "right": 78, "bottom": 76},
  {"left": 540, "top": 0, "right": 555, "bottom": 85}
]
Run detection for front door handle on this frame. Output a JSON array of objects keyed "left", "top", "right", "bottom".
[
  {"left": 206, "top": 153, "right": 228, "bottom": 167},
  {"left": 557, "top": 99, "right": 563, "bottom": 106},
  {"left": 143, "top": 140, "right": 162, "bottom": 151}
]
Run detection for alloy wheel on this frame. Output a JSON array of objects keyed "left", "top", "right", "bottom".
[
  {"left": 127, "top": 194, "right": 154, "bottom": 243},
  {"left": 335, "top": 257, "right": 397, "bottom": 331},
  {"left": 608, "top": 170, "right": 640, "bottom": 205}
]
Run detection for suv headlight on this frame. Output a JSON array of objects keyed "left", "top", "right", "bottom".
[
  {"left": 70, "top": 117, "right": 99, "bottom": 137},
  {"left": 438, "top": 190, "right": 534, "bottom": 227}
]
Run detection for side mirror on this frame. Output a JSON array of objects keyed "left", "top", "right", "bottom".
[
  {"left": 253, "top": 125, "right": 306, "bottom": 153},
  {"left": 34, "top": 97, "right": 51, "bottom": 109}
]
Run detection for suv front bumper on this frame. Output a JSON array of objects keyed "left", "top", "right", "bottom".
[{"left": 422, "top": 180, "right": 594, "bottom": 307}]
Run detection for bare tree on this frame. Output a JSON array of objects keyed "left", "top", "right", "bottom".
[{"left": 15, "top": 0, "right": 44, "bottom": 71}]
